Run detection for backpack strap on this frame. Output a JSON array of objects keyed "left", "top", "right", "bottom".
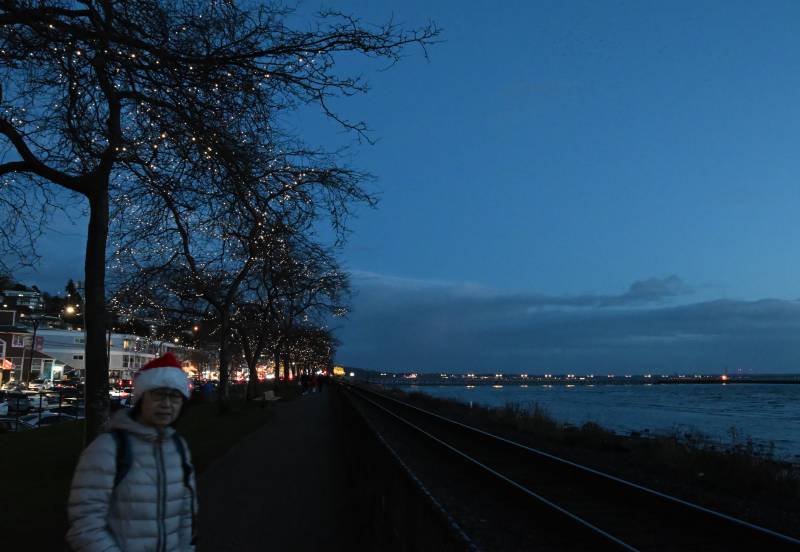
[
  {"left": 172, "top": 434, "right": 193, "bottom": 487},
  {"left": 172, "top": 433, "right": 197, "bottom": 544},
  {"left": 110, "top": 429, "right": 132, "bottom": 489}
]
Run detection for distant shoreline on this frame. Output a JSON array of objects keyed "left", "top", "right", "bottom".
[{"left": 361, "top": 374, "right": 800, "bottom": 386}]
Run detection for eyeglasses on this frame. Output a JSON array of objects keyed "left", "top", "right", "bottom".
[{"left": 150, "top": 390, "right": 184, "bottom": 403}]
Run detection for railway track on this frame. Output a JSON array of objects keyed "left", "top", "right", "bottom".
[{"left": 342, "top": 383, "right": 800, "bottom": 551}]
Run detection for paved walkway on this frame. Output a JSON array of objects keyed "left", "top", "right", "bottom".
[{"left": 197, "top": 388, "right": 352, "bottom": 551}]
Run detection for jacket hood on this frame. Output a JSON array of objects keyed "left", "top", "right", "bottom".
[{"left": 110, "top": 409, "right": 176, "bottom": 441}]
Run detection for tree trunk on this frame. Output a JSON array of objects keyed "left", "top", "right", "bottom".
[
  {"left": 217, "top": 312, "right": 232, "bottom": 407},
  {"left": 284, "top": 344, "right": 293, "bottom": 379},
  {"left": 272, "top": 348, "right": 282, "bottom": 384},
  {"left": 84, "top": 188, "right": 110, "bottom": 444},
  {"left": 246, "top": 359, "right": 259, "bottom": 399}
]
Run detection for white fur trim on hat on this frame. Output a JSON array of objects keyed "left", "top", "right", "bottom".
[{"left": 132, "top": 352, "right": 190, "bottom": 404}]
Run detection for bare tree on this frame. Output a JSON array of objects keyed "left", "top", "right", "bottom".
[
  {"left": 232, "top": 232, "right": 348, "bottom": 398},
  {"left": 259, "top": 232, "right": 349, "bottom": 383},
  {"left": 110, "top": 205, "right": 255, "bottom": 406},
  {"left": 290, "top": 325, "right": 339, "bottom": 377},
  {"left": 0, "top": 0, "right": 439, "bottom": 441},
  {"left": 108, "top": 149, "right": 359, "bottom": 404},
  {"left": 231, "top": 300, "right": 277, "bottom": 399}
]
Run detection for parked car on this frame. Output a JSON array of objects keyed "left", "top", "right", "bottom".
[
  {"left": 28, "top": 379, "right": 51, "bottom": 392},
  {"left": 63, "top": 397, "right": 85, "bottom": 408},
  {"left": 112, "top": 379, "right": 133, "bottom": 389},
  {"left": 49, "top": 405, "right": 85, "bottom": 418},
  {"left": 35, "top": 414, "right": 80, "bottom": 427},
  {"left": 110, "top": 388, "right": 133, "bottom": 409},
  {"left": 45, "top": 394, "right": 62, "bottom": 406},
  {"left": 18, "top": 411, "right": 79, "bottom": 429},
  {"left": 0, "top": 416, "right": 28, "bottom": 432},
  {"left": 24, "top": 391, "right": 50, "bottom": 411},
  {"left": 109, "top": 387, "right": 132, "bottom": 399},
  {"left": 54, "top": 383, "right": 84, "bottom": 398},
  {"left": 5, "top": 392, "right": 31, "bottom": 413}
]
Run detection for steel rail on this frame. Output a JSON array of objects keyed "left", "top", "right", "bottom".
[
  {"left": 349, "top": 383, "right": 800, "bottom": 548},
  {"left": 345, "top": 385, "right": 640, "bottom": 551},
  {"left": 340, "top": 387, "right": 480, "bottom": 552}
]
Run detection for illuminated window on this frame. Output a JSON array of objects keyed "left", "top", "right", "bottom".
[{"left": 12, "top": 335, "right": 24, "bottom": 348}]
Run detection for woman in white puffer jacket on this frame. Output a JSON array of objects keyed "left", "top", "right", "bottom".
[{"left": 67, "top": 353, "right": 197, "bottom": 552}]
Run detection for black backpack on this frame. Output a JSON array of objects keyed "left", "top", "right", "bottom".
[{"left": 110, "top": 429, "right": 196, "bottom": 542}]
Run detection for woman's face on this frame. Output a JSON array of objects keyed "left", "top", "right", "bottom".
[{"left": 138, "top": 388, "right": 184, "bottom": 428}]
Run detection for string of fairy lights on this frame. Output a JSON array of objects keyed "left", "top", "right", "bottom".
[{"left": 0, "top": 2, "right": 437, "bottom": 378}]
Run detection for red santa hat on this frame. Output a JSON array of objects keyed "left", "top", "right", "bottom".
[{"left": 133, "top": 352, "right": 190, "bottom": 404}]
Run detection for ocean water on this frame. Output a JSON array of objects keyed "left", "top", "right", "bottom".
[{"left": 398, "top": 383, "right": 800, "bottom": 460}]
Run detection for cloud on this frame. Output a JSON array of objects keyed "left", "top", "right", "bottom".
[
  {"left": 348, "top": 273, "right": 693, "bottom": 313},
  {"left": 598, "top": 275, "right": 692, "bottom": 306},
  {"left": 334, "top": 273, "right": 800, "bottom": 374}
]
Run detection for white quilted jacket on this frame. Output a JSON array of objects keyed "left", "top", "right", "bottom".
[{"left": 66, "top": 409, "right": 197, "bottom": 551}]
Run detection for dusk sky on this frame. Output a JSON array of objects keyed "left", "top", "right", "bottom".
[{"left": 15, "top": 1, "right": 800, "bottom": 374}]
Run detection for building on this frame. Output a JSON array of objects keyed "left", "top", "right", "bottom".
[
  {"left": 36, "top": 328, "right": 90, "bottom": 379},
  {"left": 0, "top": 289, "right": 44, "bottom": 312},
  {"left": 37, "top": 328, "right": 216, "bottom": 382},
  {"left": 37, "top": 328, "right": 156, "bottom": 380},
  {"left": 0, "top": 310, "right": 65, "bottom": 384},
  {"left": 1, "top": 308, "right": 218, "bottom": 384},
  {"left": 107, "top": 334, "right": 215, "bottom": 381}
]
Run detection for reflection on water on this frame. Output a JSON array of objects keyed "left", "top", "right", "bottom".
[{"left": 401, "top": 384, "right": 800, "bottom": 459}]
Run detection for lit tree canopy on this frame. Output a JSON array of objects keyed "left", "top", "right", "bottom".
[
  {"left": 0, "top": 0, "right": 439, "bottom": 440},
  {"left": 236, "top": 230, "right": 349, "bottom": 392}
]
